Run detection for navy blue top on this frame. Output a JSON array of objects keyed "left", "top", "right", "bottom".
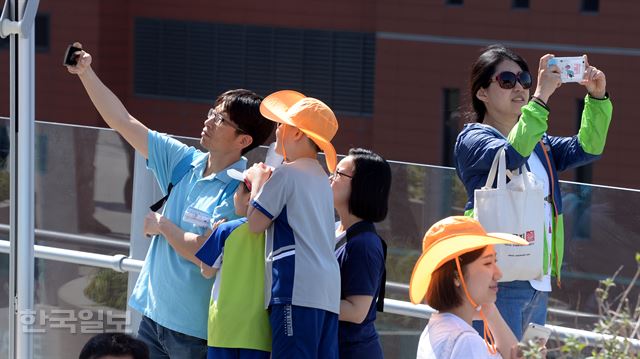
[{"left": 337, "top": 221, "right": 385, "bottom": 347}]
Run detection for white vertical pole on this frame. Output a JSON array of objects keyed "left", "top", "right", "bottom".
[
  {"left": 6, "top": 0, "right": 17, "bottom": 354},
  {"left": 8, "top": 0, "right": 35, "bottom": 356}
]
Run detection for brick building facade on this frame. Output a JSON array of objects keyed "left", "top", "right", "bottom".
[{"left": 1, "top": 0, "right": 637, "bottom": 188}]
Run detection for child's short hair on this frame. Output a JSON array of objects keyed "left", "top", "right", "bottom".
[
  {"left": 78, "top": 332, "right": 149, "bottom": 359},
  {"left": 347, "top": 148, "right": 392, "bottom": 222}
]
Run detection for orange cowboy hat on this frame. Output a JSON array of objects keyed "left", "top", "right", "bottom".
[
  {"left": 259, "top": 90, "right": 339, "bottom": 173},
  {"left": 409, "top": 216, "right": 528, "bottom": 305},
  {"left": 409, "top": 216, "right": 529, "bottom": 354}
]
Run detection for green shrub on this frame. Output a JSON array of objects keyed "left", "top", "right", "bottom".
[
  {"left": 523, "top": 254, "right": 640, "bottom": 358},
  {"left": 83, "top": 268, "right": 128, "bottom": 310},
  {"left": 0, "top": 170, "right": 9, "bottom": 201}
]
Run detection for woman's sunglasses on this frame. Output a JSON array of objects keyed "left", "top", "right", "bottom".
[{"left": 494, "top": 71, "right": 532, "bottom": 90}]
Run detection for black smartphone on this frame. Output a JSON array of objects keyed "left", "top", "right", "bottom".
[{"left": 63, "top": 45, "right": 82, "bottom": 66}]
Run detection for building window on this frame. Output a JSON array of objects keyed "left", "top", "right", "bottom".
[
  {"left": 446, "top": 0, "right": 463, "bottom": 5},
  {"left": 0, "top": 13, "right": 49, "bottom": 50},
  {"left": 575, "top": 98, "right": 593, "bottom": 183},
  {"left": 442, "top": 88, "right": 460, "bottom": 167},
  {"left": 582, "top": 0, "right": 599, "bottom": 13},
  {"left": 134, "top": 19, "right": 376, "bottom": 116},
  {"left": 513, "top": 0, "right": 529, "bottom": 9},
  {"left": 35, "top": 14, "right": 50, "bottom": 51}
]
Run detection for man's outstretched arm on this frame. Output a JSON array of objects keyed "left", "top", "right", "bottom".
[{"left": 66, "top": 42, "right": 149, "bottom": 158}]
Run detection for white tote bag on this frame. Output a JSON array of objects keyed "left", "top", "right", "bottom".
[{"left": 473, "top": 149, "right": 545, "bottom": 282}]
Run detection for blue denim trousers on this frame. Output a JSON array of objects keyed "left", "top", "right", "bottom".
[
  {"left": 472, "top": 280, "right": 549, "bottom": 340},
  {"left": 137, "top": 315, "right": 208, "bottom": 359}
]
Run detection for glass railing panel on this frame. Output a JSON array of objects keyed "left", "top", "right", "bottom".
[
  {"left": 28, "top": 260, "right": 128, "bottom": 359},
  {"left": 549, "top": 182, "right": 640, "bottom": 329},
  {"left": 30, "top": 122, "right": 134, "bottom": 254},
  {"left": 0, "top": 119, "right": 134, "bottom": 357}
]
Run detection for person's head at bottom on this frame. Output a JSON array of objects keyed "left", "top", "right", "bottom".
[{"left": 79, "top": 332, "right": 149, "bottom": 359}]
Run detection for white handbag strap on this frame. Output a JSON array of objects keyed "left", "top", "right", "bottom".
[
  {"left": 484, "top": 148, "right": 507, "bottom": 189},
  {"left": 484, "top": 151, "right": 500, "bottom": 188},
  {"left": 513, "top": 163, "right": 534, "bottom": 189},
  {"left": 485, "top": 149, "right": 536, "bottom": 190}
]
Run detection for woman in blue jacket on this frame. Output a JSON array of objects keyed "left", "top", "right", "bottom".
[
  {"left": 454, "top": 45, "right": 613, "bottom": 339},
  {"left": 331, "top": 148, "right": 391, "bottom": 359}
]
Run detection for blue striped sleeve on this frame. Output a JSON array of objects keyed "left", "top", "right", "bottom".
[{"left": 251, "top": 200, "right": 274, "bottom": 220}]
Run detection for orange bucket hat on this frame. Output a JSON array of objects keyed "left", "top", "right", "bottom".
[
  {"left": 409, "top": 216, "right": 528, "bottom": 354},
  {"left": 259, "top": 90, "right": 339, "bottom": 173},
  {"left": 409, "top": 216, "right": 528, "bottom": 305}
]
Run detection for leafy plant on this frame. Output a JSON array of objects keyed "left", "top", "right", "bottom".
[
  {"left": 83, "top": 268, "right": 128, "bottom": 310},
  {"left": 525, "top": 253, "right": 640, "bottom": 358},
  {"left": 0, "top": 169, "right": 9, "bottom": 201}
]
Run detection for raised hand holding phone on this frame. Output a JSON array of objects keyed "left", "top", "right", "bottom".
[
  {"left": 581, "top": 55, "right": 607, "bottom": 99},
  {"left": 63, "top": 44, "right": 82, "bottom": 66},
  {"left": 546, "top": 54, "right": 607, "bottom": 98},
  {"left": 64, "top": 42, "right": 92, "bottom": 76}
]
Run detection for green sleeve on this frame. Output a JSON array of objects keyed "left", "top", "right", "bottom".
[
  {"left": 577, "top": 95, "right": 613, "bottom": 155},
  {"left": 507, "top": 101, "right": 549, "bottom": 157}
]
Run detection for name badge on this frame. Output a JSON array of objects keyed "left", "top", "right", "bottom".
[{"left": 183, "top": 206, "right": 212, "bottom": 228}]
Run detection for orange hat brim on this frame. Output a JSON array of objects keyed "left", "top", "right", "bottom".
[
  {"left": 304, "top": 130, "right": 337, "bottom": 173},
  {"left": 408, "top": 232, "right": 528, "bottom": 305},
  {"left": 259, "top": 90, "right": 305, "bottom": 128}
]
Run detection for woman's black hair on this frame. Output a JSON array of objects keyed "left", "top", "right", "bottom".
[
  {"left": 348, "top": 148, "right": 392, "bottom": 222},
  {"left": 469, "top": 44, "right": 529, "bottom": 122}
]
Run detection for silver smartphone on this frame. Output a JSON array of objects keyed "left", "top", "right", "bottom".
[{"left": 521, "top": 322, "right": 552, "bottom": 345}]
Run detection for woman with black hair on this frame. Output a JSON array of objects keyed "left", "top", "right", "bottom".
[
  {"left": 331, "top": 148, "right": 392, "bottom": 359},
  {"left": 454, "top": 45, "right": 612, "bottom": 339}
]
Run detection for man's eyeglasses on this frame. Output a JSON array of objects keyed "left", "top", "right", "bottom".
[
  {"left": 329, "top": 171, "right": 353, "bottom": 181},
  {"left": 207, "top": 108, "right": 245, "bottom": 133},
  {"left": 493, "top": 71, "right": 532, "bottom": 90}
]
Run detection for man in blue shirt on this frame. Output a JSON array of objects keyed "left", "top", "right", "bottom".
[{"left": 67, "top": 43, "right": 275, "bottom": 358}]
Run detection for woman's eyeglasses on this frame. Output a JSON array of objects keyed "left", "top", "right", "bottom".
[
  {"left": 493, "top": 71, "right": 532, "bottom": 90},
  {"left": 329, "top": 171, "right": 353, "bottom": 181},
  {"left": 207, "top": 108, "right": 245, "bottom": 133}
]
